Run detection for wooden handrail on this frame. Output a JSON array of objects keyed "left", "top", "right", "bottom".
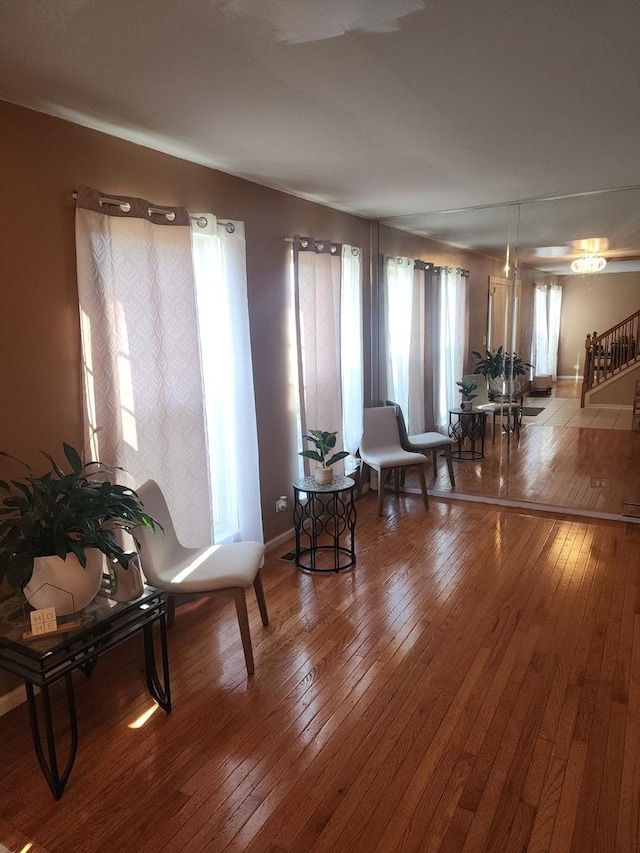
[{"left": 581, "top": 308, "right": 640, "bottom": 406}]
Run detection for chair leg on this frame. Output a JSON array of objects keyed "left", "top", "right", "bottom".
[
  {"left": 444, "top": 447, "right": 456, "bottom": 488},
  {"left": 417, "top": 465, "right": 429, "bottom": 510},
  {"left": 232, "top": 588, "right": 255, "bottom": 675},
  {"left": 377, "top": 468, "right": 385, "bottom": 516},
  {"left": 394, "top": 468, "right": 400, "bottom": 494},
  {"left": 253, "top": 570, "right": 269, "bottom": 626},
  {"left": 167, "top": 595, "right": 177, "bottom": 628},
  {"left": 431, "top": 450, "right": 438, "bottom": 476}
]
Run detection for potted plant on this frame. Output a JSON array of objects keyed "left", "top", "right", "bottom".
[
  {"left": 0, "top": 443, "right": 158, "bottom": 615},
  {"left": 472, "top": 346, "right": 532, "bottom": 396},
  {"left": 456, "top": 377, "right": 478, "bottom": 409},
  {"left": 300, "top": 430, "right": 349, "bottom": 485}
]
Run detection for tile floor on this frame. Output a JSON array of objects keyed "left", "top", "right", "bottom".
[{"left": 521, "top": 394, "right": 633, "bottom": 430}]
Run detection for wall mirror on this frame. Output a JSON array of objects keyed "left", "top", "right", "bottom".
[{"left": 376, "top": 186, "right": 640, "bottom": 518}]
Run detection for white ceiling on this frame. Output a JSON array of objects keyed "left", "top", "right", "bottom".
[{"left": 1, "top": 0, "right": 640, "bottom": 252}]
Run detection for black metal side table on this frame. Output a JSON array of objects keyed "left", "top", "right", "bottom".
[
  {"left": 293, "top": 476, "right": 357, "bottom": 572},
  {"left": 448, "top": 407, "right": 488, "bottom": 459},
  {"left": 0, "top": 586, "right": 171, "bottom": 799}
]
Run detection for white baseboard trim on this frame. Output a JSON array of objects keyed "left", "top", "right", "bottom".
[
  {"left": 558, "top": 375, "right": 582, "bottom": 380},
  {"left": 265, "top": 527, "right": 295, "bottom": 553},
  {"left": 584, "top": 403, "right": 633, "bottom": 410},
  {"left": 428, "top": 489, "right": 640, "bottom": 524},
  {"left": 0, "top": 684, "right": 27, "bottom": 717}
]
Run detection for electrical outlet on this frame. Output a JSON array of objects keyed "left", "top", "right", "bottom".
[{"left": 275, "top": 495, "right": 288, "bottom": 513}]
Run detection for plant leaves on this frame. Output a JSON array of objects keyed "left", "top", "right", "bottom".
[{"left": 63, "top": 443, "right": 83, "bottom": 474}]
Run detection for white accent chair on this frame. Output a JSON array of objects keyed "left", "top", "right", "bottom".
[
  {"left": 385, "top": 401, "right": 456, "bottom": 488},
  {"left": 358, "top": 406, "right": 430, "bottom": 516},
  {"left": 135, "top": 480, "right": 269, "bottom": 675}
]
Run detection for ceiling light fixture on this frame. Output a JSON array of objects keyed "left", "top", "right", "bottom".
[{"left": 571, "top": 254, "right": 607, "bottom": 274}]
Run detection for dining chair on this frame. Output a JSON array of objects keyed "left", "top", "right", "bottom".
[
  {"left": 135, "top": 480, "right": 269, "bottom": 675},
  {"left": 358, "top": 406, "right": 430, "bottom": 516},
  {"left": 385, "top": 401, "right": 456, "bottom": 488}
]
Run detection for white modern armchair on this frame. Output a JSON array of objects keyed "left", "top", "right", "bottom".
[
  {"left": 385, "top": 401, "right": 456, "bottom": 488},
  {"left": 135, "top": 480, "right": 269, "bottom": 675},
  {"left": 358, "top": 406, "right": 430, "bottom": 516}
]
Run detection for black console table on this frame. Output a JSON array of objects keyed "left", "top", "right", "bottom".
[
  {"left": 293, "top": 476, "right": 357, "bottom": 572},
  {"left": 0, "top": 586, "right": 171, "bottom": 799}
]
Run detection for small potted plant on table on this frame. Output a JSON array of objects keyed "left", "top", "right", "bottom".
[
  {"left": 456, "top": 378, "right": 478, "bottom": 409},
  {"left": 300, "top": 430, "right": 349, "bottom": 485}
]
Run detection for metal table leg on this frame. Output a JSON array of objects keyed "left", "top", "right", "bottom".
[
  {"left": 25, "top": 675, "right": 78, "bottom": 800},
  {"left": 143, "top": 615, "right": 172, "bottom": 713}
]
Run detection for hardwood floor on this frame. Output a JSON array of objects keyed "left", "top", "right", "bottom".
[
  {"left": 2, "top": 494, "right": 640, "bottom": 852},
  {"left": 417, "top": 380, "right": 640, "bottom": 516}
]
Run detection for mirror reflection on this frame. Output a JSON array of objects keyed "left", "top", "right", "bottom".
[{"left": 377, "top": 186, "right": 640, "bottom": 517}]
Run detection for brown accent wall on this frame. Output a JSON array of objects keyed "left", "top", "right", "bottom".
[{"left": 0, "top": 99, "right": 371, "bottom": 540}]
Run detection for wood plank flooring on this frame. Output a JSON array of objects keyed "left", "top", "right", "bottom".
[
  {"left": 1, "top": 495, "right": 640, "bottom": 852},
  {"left": 416, "top": 380, "right": 640, "bottom": 515}
]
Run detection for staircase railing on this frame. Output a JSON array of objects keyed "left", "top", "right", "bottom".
[{"left": 581, "top": 309, "right": 640, "bottom": 406}]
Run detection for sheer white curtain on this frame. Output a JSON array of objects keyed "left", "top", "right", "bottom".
[
  {"left": 191, "top": 217, "right": 263, "bottom": 543},
  {"left": 294, "top": 238, "right": 363, "bottom": 476},
  {"left": 533, "top": 283, "right": 562, "bottom": 380},
  {"left": 385, "top": 257, "right": 414, "bottom": 417},
  {"left": 340, "top": 245, "right": 364, "bottom": 472},
  {"left": 548, "top": 285, "right": 562, "bottom": 381},
  {"left": 433, "top": 267, "right": 467, "bottom": 432},
  {"left": 75, "top": 188, "right": 212, "bottom": 545}
]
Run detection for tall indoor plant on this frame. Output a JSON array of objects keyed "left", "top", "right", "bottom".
[{"left": 0, "top": 443, "right": 158, "bottom": 614}]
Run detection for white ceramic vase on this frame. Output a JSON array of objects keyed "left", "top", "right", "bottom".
[
  {"left": 24, "top": 549, "right": 105, "bottom": 616},
  {"left": 314, "top": 467, "right": 333, "bottom": 486}
]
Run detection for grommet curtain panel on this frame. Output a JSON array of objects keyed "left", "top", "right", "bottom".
[
  {"left": 190, "top": 215, "right": 263, "bottom": 544},
  {"left": 293, "top": 237, "right": 363, "bottom": 476},
  {"left": 433, "top": 266, "right": 468, "bottom": 432},
  {"left": 75, "top": 187, "right": 262, "bottom": 546},
  {"left": 382, "top": 259, "right": 467, "bottom": 435},
  {"left": 533, "top": 283, "right": 562, "bottom": 380},
  {"left": 384, "top": 257, "right": 426, "bottom": 435}
]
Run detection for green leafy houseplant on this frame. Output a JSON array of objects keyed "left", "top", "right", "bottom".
[
  {"left": 299, "top": 430, "right": 349, "bottom": 470},
  {"left": 0, "top": 443, "right": 158, "bottom": 590},
  {"left": 472, "top": 346, "right": 532, "bottom": 379},
  {"left": 456, "top": 378, "right": 478, "bottom": 404}
]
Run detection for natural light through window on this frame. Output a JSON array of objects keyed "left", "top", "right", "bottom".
[
  {"left": 128, "top": 704, "right": 159, "bottom": 729},
  {"left": 192, "top": 227, "right": 237, "bottom": 540},
  {"left": 80, "top": 307, "right": 100, "bottom": 459},
  {"left": 171, "top": 545, "right": 222, "bottom": 583}
]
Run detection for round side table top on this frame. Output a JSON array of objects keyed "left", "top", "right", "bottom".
[
  {"left": 449, "top": 407, "right": 488, "bottom": 416},
  {"left": 293, "top": 476, "right": 355, "bottom": 493}
]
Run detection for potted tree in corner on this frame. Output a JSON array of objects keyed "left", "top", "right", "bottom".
[
  {"left": 0, "top": 443, "right": 158, "bottom": 615},
  {"left": 300, "top": 430, "right": 349, "bottom": 485}
]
